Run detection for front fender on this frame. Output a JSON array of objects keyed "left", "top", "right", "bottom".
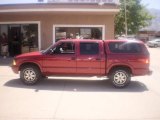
[{"left": 18, "top": 59, "right": 43, "bottom": 73}]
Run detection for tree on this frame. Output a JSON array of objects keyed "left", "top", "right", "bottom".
[{"left": 115, "top": 0, "right": 153, "bottom": 35}]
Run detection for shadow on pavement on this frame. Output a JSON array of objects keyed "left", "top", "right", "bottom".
[
  {"left": 0, "top": 57, "right": 13, "bottom": 66},
  {"left": 4, "top": 78, "right": 148, "bottom": 92}
]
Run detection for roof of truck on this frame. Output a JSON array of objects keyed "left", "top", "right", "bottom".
[{"left": 59, "top": 39, "right": 144, "bottom": 44}]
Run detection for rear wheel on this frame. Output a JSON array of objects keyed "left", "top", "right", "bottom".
[
  {"left": 20, "top": 65, "right": 41, "bottom": 85},
  {"left": 109, "top": 69, "right": 131, "bottom": 88}
]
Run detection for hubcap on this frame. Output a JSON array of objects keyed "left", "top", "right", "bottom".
[
  {"left": 114, "top": 71, "right": 127, "bottom": 85},
  {"left": 23, "top": 69, "right": 36, "bottom": 82}
]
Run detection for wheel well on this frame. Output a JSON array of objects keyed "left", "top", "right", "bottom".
[
  {"left": 19, "top": 62, "right": 41, "bottom": 72},
  {"left": 108, "top": 65, "right": 132, "bottom": 76}
]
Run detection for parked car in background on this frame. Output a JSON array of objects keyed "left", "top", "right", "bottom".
[
  {"left": 117, "top": 35, "right": 140, "bottom": 41},
  {"left": 11, "top": 39, "right": 152, "bottom": 88},
  {"left": 147, "top": 39, "right": 160, "bottom": 48}
]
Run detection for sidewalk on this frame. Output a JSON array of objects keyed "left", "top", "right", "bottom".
[{"left": 0, "top": 56, "right": 13, "bottom": 66}]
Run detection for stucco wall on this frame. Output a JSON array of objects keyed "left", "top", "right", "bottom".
[{"left": 0, "top": 13, "right": 115, "bottom": 49}]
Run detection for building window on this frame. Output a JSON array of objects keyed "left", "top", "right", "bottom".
[
  {"left": 21, "top": 24, "right": 38, "bottom": 49},
  {"left": 0, "top": 23, "right": 39, "bottom": 56},
  {"left": 55, "top": 27, "right": 102, "bottom": 42}
]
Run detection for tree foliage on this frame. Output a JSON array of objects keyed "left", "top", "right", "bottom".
[{"left": 115, "top": 0, "right": 153, "bottom": 35}]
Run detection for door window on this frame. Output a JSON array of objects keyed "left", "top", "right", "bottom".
[
  {"left": 80, "top": 42, "right": 99, "bottom": 55},
  {"left": 53, "top": 42, "right": 75, "bottom": 54}
]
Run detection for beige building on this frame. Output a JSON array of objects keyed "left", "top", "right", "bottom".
[{"left": 0, "top": 0, "right": 119, "bottom": 56}]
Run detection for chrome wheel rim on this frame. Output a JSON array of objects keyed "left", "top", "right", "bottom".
[
  {"left": 23, "top": 68, "right": 36, "bottom": 82},
  {"left": 114, "top": 71, "right": 127, "bottom": 85}
]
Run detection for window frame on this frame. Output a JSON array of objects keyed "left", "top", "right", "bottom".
[{"left": 53, "top": 25, "right": 105, "bottom": 43}]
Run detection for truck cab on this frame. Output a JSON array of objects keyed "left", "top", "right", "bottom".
[{"left": 42, "top": 40, "right": 105, "bottom": 76}]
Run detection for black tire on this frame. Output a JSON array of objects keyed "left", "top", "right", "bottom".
[
  {"left": 154, "top": 44, "right": 158, "bottom": 48},
  {"left": 20, "top": 65, "right": 41, "bottom": 85},
  {"left": 42, "top": 75, "right": 48, "bottom": 80},
  {"left": 109, "top": 69, "right": 131, "bottom": 88}
]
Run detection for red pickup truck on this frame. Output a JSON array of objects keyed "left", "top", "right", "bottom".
[{"left": 11, "top": 39, "right": 152, "bottom": 88}]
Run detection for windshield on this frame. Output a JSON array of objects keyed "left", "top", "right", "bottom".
[{"left": 42, "top": 45, "right": 54, "bottom": 54}]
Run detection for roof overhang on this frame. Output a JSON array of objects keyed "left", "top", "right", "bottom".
[
  {"left": 0, "top": 8, "right": 119, "bottom": 14},
  {"left": 0, "top": 4, "right": 119, "bottom": 15}
]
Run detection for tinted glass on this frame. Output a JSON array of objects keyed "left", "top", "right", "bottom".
[
  {"left": 80, "top": 42, "right": 99, "bottom": 55},
  {"left": 109, "top": 42, "right": 142, "bottom": 53},
  {"left": 53, "top": 42, "right": 75, "bottom": 54}
]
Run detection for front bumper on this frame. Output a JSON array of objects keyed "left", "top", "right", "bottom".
[{"left": 147, "top": 42, "right": 155, "bottom": 47}]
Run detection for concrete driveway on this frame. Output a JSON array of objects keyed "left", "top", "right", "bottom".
[{"left": 0, "top": 48, "right": 160, "bottom": 120}]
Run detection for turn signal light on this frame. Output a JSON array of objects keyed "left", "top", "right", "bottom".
[
  {"left": 145, "top": 59, "right": 149, "bottom": 64},
  {"left": 138, "top": 59, "right": 149, "bottom": 64},
  {"left": 13, "top": 60, "right": 16, "bottom": 66}
]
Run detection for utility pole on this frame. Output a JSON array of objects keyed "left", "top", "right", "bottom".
[{"left": 124, "top": 0, "right": 128, "bottom": 36}]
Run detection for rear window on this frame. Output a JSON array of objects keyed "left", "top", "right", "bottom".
[{"left": 108, "top": 42, "right": 142, "bottom": 53}]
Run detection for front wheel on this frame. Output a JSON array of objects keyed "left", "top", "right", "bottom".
[
  {"left": 20, "top": 66, "right": 41, "bottom": 85},
  {"left": 109, "top": 69, "right": 131, "bottom": 88}
]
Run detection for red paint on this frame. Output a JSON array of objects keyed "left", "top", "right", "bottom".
[{"left": 11, "top": 39, "right": 152, "bottom": 76}]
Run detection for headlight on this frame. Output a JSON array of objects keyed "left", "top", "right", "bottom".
[{"left": 13, "top": 59, "right": 16, "bottom": 66}]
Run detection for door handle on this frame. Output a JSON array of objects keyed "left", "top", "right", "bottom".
[
  {"left": 71, "top": 57, "right": 76, "bottom": 60},
  {"left": 96, "top": 58, "right": 101, "bottom": 61}
]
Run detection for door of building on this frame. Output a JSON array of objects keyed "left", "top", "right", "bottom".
[{"left": 8, "top": 26, "right": 21, "bottom": 57}]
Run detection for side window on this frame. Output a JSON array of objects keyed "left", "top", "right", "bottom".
[
  {"left": 80, "top": 42, "right": 99, "bottom": 55},
  {"left": 53, "top": 42, "right": 75, "bottom": 54},
  {"left": 108, "top": 42, "right": 123, "bottom": 53},
  {"left": 108, "top": 42, "right": 142, "bottom": 53},
  {"left": 126, "top": 43, "right": 142, "bottom": 53}
]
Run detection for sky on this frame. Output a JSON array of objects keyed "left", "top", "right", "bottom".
[
  {"left": 0, "top": 0, "right": 160, "bottom": 10},
  {"left": 141, "top": 0, "right": 160, "bottom": 9}
]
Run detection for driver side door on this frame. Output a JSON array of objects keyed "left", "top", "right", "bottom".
[{"left": 43, "top": 41, "right": 76, "bottom": 75}]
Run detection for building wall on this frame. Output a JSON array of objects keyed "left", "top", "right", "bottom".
[{"left": 0, "top": 13, "right": 115, "bottom": 49}]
